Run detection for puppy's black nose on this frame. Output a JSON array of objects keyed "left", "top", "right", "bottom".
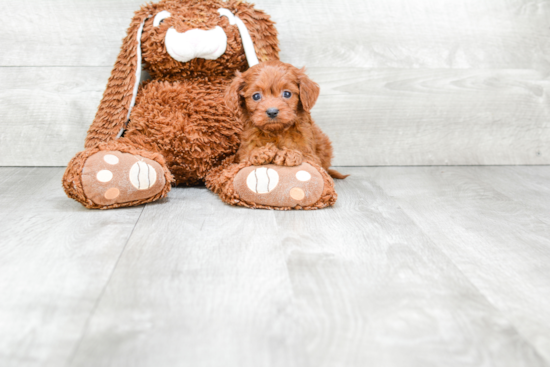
[{"left": 266, "top": 108, "right": 279, "bottom": 118}]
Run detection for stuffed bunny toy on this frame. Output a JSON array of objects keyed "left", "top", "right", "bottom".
[{"left": 62, "top": 0, "right": 279, "bottom": 209}]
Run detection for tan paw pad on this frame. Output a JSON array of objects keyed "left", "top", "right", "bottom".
[
  {"left": 96, "top": 170, "right": 113, "bottom": 182},
  {"left": 104, "top": 187, "right": 120, "bottom": 200},
  {"left": 82, "top": 151, "right": 165, "bottom": 206},
  {"left": 289, "top": 187, "right": 305, "bottom": 200},
  {"left": 234, "top": 163, "right": 324, "bottom": 208},
  {"left": 295, "top": 170, "right": 311, "bottom": 182},
  {"left": 103, "top": 154, "right": 119, "bottom": 165}
]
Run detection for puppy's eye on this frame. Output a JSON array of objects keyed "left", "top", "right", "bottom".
[
  {"left": 252, "top": 93, "right": 262, "bottom": 101},
  {"left": 283, "top": 91, "right": 292, "bottom": 99}
]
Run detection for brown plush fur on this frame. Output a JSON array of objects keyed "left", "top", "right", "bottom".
[
  {"left": 63, "top": 0, "right": 279, "bottom": 208},
  {"left": 227, "top": 61, "right": 348, "bottom": 179}
]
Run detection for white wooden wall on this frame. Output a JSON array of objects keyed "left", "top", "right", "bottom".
[{"left": 1, "top": 0, "right": 549, "bottom": 166}]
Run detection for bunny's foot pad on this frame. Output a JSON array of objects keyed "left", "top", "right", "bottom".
[
  {"left": 81, "top": 151, "right": 166, "bottom": 206},
  {"left": 233, "top": 163, "right": 324, "bottom": 208}
]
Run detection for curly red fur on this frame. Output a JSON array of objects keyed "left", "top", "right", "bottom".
[
  {"left": 227, "top": 60, "right": 348, "bottom": 178},
  {"left": 205, "top": 61, "right": 345, "bottom": 210}
]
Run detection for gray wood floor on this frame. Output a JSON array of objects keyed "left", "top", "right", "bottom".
[{"left": 1, "top": 166, "right": 549, "bottom": 367}]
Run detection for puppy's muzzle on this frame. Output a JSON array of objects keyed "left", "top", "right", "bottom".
[{"left": 266, "top": 108, "right": 279, "bottom": 119}]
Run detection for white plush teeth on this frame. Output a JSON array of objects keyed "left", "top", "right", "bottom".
[{"left": 165, "top": 26, "right": 227, "bottom": 63}]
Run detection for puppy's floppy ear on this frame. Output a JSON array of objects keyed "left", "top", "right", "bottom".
[
  {"left": 84, "top": 6, "right": 154, "bottom": 149},
  {"left": 297, "top": 67, "right": 320, "bottom": 113},
  {"left": 225, "top": 71, "right": 247, "bottom": 116}
]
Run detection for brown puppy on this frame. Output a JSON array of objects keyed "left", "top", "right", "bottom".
[{"left": 226, "top": 60, "right": 348, "bottom": 179}]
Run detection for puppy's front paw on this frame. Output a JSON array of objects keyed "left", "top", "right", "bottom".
[
  {"left": 248, "top": 145, "right": 278, "bottom": 165},
  {"left": 274, "top": 149, "right": 303, "bottom": 166}
]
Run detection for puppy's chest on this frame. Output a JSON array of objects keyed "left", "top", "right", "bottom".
[{"left": 256, "top": 129, "right": 309, "bottom": 149}]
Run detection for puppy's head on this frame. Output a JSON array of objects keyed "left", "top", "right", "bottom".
[{"left": 226, "top": 61, "right": 320, "bottom": 132}]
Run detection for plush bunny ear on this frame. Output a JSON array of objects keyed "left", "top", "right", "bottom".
[
  {"left": 297, "top": 67, "right": 320, "bottom": 113},
  {"left": 225, "top": 71, "right": 247, "bottom": 117},
  {"left": 223, "top": 0, "right": 280, "bottom": 64},
  {"left": 218, "top": 8, "right": 259, "bottom": 67},
  {"left": 84, "top": 8, "right": 152, "bottom": 149}
]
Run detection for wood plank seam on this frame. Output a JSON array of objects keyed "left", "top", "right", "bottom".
[{"left": 64, "top": 206, "right": 147, "bottom": 367}]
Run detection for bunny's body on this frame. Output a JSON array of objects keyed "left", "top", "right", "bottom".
[
  {"left": 121, "top": 76, "right": 238, "bottom": 186},
  {"left": 63, "top": 0, "right": 279, "bottom": 209}
]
